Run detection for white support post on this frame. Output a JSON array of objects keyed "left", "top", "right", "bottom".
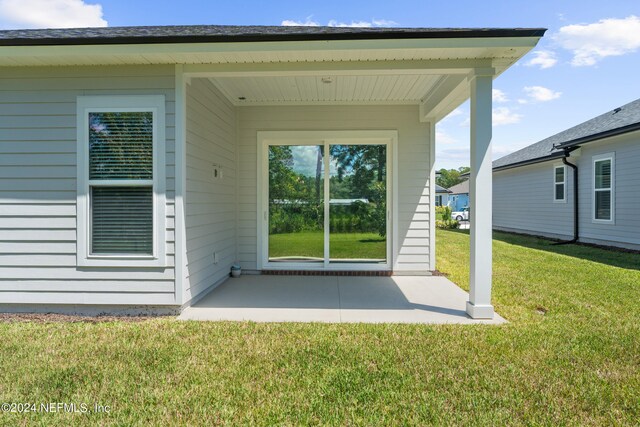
[
  {"left": 428, "top": 120, "right": 437, "bottom": 271},
  {"left": 466, "top": 71, "right": 494, "bottom": 319},
  {"left": 174, "top": 65, "right": 187, "bottom": 306}
]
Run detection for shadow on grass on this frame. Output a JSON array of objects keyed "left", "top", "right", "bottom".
[{"left": 440, "top": 228, "right": 640, "bottom": 271}]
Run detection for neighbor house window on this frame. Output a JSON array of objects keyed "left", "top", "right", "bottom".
[
  {"left": 553, "top": 165, "right": 566, "bottom": 202},
  {"left": 76, "top": 96, "right": 166, "bottom": 267},
  {"left": 435, "top": 195, "right": 443, "bottom": 206},
  {"left": 593, "top": 153, "right": 614, "bottom": 223}
]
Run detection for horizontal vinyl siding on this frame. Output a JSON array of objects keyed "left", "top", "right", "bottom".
[
  {"left": 237, "top": 105, "right": 432, "bottom": 272},
  {"left": 493, "top": 162, "right": 574, "bottom": 239},
  {"left": 184, "top": 78, "right": 237, "bottom": 303},
  {"left": 577, "top": 132, "right": 640, "bottom": 248},
  {"left": 0, "top": 65, "right": 176, "bottom": 305}
]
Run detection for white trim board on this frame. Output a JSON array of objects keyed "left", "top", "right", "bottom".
[
  {"left": 76, "top": 95, "right": 167, "bottom": 268},
  {"left": 553, "top": 163, "right": 567, "bottom": 203},
  {"left": 592, "top": 152, "right": 615, "bottom": 225}
]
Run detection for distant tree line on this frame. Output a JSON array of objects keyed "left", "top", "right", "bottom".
[{"left": 436, "top": 166, "right": 470, "bottom": 189}]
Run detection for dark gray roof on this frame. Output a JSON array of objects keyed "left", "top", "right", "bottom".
[
  {"left": 435, "top": 184, "right": 451, "bottom": 193},
  {"left": 494, "top": 97, "right": 640, "bottom": 170},
  {"left": 448, "top": 180, "right": 469, "bottom": 195},
  {"left": 0, "top": 25, "right": 546, "bottom": 46}
]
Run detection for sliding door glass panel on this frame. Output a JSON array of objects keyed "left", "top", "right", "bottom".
[
  {"left": 268, "top": 145, "right": 324, "bottom": 262},
  {"left": 329, "top": 144, "right": 386, "bottom": 263}
]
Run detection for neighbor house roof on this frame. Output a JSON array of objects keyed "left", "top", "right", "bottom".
[
  {"left": 436, "top": 184, "right": 451, "bottom": 194},
  {"left": 447, "top": 180, "right": 469, "bottom": 195},
  {"left": 0, "top": 25, "right": 546, "bottom": 46},
  {"left": 493, "top": 97, "right": 640, "bottom": 171}
]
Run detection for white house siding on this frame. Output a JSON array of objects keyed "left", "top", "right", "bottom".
[
  {"left": 0, "top": 65, "right": 177, "bottom": 306},
  {"left": 493, "top": 161, "right": 574, "bottom": 240},
  {"left": 184, "top": 79, "right": 237, "bottom": 303},
  {"left": 576, "top": 132, "right": 640, "bottom": 249},
  {"left": 236, "top": 105, "right": 433, "bottom": 273}
]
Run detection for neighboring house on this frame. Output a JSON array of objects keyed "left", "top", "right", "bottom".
[
  {"left": 447, "top": 180, "right": 470, "bottom": 211},
  {"left": 493, "top": 98, "right": 640, "bottom": 250},
  {"left": 0, "top": 25, "right": 545, "bottom": 319},
  {"left": 435, "top": 185, "right": 451, "bottom": 207}
]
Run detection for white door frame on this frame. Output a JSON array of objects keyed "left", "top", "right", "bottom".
[{"left": 257, "top": 130, "right": 398, "bottom": 271}]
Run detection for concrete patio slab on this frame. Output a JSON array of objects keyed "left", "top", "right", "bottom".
[{"left": 178, "top": 275, "right": 506, "bottom": 324}]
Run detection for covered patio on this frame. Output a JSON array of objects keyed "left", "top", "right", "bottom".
[
  {"left": 174, "top": 28, "right": 548, "bottom": 319},
  {"left": 179, "top": 275, "right": 505, "bottom": 324}
]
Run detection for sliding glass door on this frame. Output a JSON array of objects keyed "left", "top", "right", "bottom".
[
  {"left": 329, "top": 144, "right": 387, "bottom": 263},
  {"left": 265, "top": 138, "right": 390, "bottom": 267},
  {"left": 268, "top": 144, "right": 324, "bottom": 263}
]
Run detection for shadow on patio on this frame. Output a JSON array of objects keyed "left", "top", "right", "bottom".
[{"left": 179, "top": 275, "right": 505, "bottom": 324}]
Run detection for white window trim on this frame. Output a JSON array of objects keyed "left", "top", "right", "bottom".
[
  {"left": 256, "top": 130, "right": 398, "bottom": 271},
  {"left": 553, "top": 164, "right": 567, "bottom": 203},
  {"left": 592, "top": 152, "right": 615, "bottom": 225},
  {"left": 76, "top": 95, "right": 166, "bottom": 267}
]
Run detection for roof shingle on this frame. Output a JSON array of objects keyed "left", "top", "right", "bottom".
[{"left": 493, "top": 97, "right": 640, "bottom": 170}]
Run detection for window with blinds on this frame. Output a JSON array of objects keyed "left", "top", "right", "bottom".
[
  {"left": 554, "top": 165, "right": 565, "bottom": 202},
  {"left": 594, "top": 156, "right": 613, "bottom": 222},
  {"left": 88, "top": 111, "right": 154, "bottom": 255},
  {"left": 89, "top": 112, "right": 153, "bottom": 180}
]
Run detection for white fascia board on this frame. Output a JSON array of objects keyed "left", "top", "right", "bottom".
[
  {"left": 0, "top": 37, "right": 541, "bottom": 69},
  {"left": 0, "top": 36, "right": 541, "bottom": 57}
]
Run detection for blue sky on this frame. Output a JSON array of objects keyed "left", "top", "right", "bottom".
[{"left": 1, "top": 0, "right": 638, "bottom": 169}]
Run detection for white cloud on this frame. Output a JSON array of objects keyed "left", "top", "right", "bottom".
[
  {"left": 555, "top": 15, "right": 640, "bottom": 66},
  {"left": 492, "top": 89, "right": 508, "bottom": 103},
  {"left": 281, "top": 17, "right": 319, "bottom": 26},
  {"left": 436, "top": 147, "right": 470, "bottom": 163},
  {"left": 435, "top": 130, "right": 458, "bottom": 145},
  {"left": 0, "top": 0, "right": 106, "bottom": 29},
  {"left": 371, "top": 19, "right": 397, "bottom": 27},
  {"left": 492, "top": 107, "right": 523, "bottom": 126},
  {"left": 281, "top": 18, "right": 397, "bottom": 28},
  {"left": 523, "top": 86, "right": 562, "bottom": 102},
  {"left": 524, "top": 50, "right": 558, "bottom": 69}
]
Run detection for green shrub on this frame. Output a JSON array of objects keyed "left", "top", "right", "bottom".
[
  {"left": 436, "top": 219, "right": 460, "bottom": 229},
  {"left": 436, "top": 205, "right": 452, "bottom": 221}
]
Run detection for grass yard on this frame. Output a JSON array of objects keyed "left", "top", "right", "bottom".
[
  {"left": 0, "top": 230, "right": 639, "bottom": 425},
  {"left": 269, "top": 231, "right": 386, "bottom": 260}
]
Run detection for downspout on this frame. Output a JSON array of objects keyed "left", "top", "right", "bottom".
[{"left": 553, "top": 148, "right": 578, "bottom": 245}]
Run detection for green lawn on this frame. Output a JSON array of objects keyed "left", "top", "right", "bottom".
[
  {"left": 269, "top": 231, "right": 386, "bottom": 260},
  {"left": 0, "top": 230, "right": 638, "bottom": 425}
]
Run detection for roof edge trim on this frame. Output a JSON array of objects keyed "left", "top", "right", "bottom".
[
  {"left": 0, "top": 28, "right": 547, "bottom": 47},
  {"left": 493, "top": 152, "right": 567, "bottom": 172},
  {"left": 556, "top": 121, "right": 640, "bottom": 149}
]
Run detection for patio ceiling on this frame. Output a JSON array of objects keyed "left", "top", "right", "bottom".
[{"left": 208, "top": 74, "right": 449, "bottom": 106}]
